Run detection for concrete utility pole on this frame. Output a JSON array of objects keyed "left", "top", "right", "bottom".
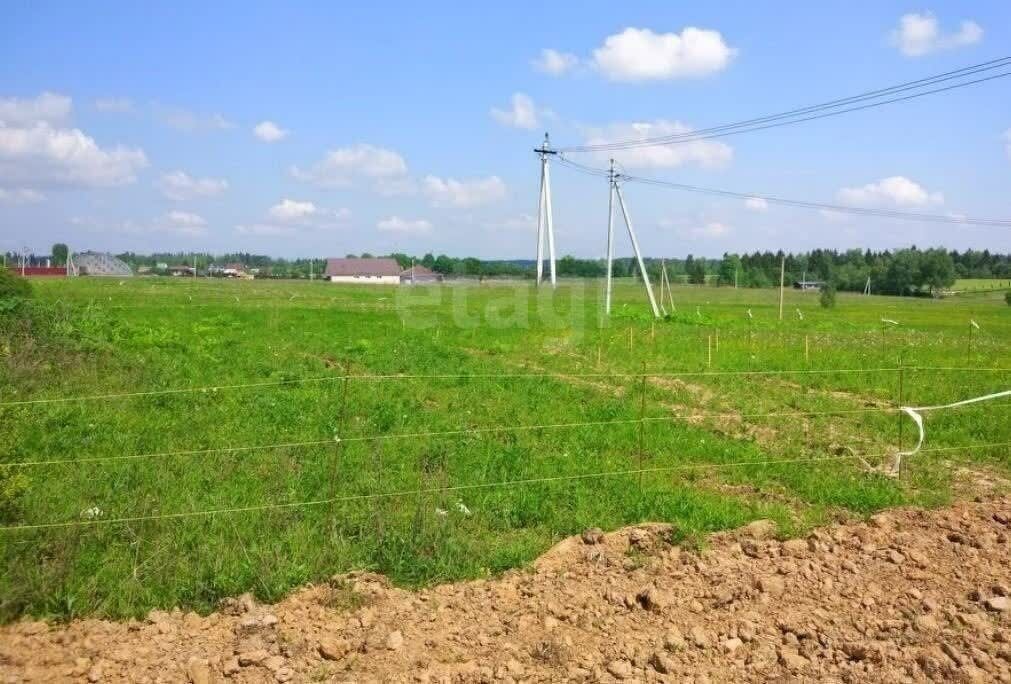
[
  {"left": 605, "top": 159, "right": 615, "bottom": 314},
  {"left": 534, "top": 133, "right": 557, "bottom": 288},
  {"left": 778, "top": 255, "right": 786, "bottom": 321},
  {"left": 606, "top": 161, "right": 660, "bottom": 318}
]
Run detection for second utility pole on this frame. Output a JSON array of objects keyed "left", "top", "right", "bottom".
[{"left": 606, "top": 160, "right": 660, "bottom": 318}]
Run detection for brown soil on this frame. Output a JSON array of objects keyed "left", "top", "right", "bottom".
[{"left": 4, "top": 499, "right": 1011, "bottom": 683}]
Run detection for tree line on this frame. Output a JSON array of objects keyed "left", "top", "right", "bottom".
[{"left": 28, "top": 244, "right": 1011, "bottom": 296}]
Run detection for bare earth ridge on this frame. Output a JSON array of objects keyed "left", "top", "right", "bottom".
[{"left": 4, "top": 498, "right": 1011, "bottom": 683}]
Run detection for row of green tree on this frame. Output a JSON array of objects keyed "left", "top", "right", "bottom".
[{"left": 36, "top": 245, "right": 1010, "bottom": 296}]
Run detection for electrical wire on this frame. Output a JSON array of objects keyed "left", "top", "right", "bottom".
[
  {"left": 557, "top": 59, "right": 1011, "bottom": 153},
  {"left": 561, "top": 57, "right": 1011, "bottom": 152},
  {"left": 555, "top": 155, "right": 1011, "bottom": 228}
]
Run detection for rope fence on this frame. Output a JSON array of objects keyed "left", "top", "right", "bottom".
[
  {"left": 4, "top": 442, "right": 1008, "bottom": 532},
  {"left": 3, "top": 365, "right": 1008, "bottom": 407},
  {"left": 6, "top": 403, "right": 1011, "bottom": 469}
]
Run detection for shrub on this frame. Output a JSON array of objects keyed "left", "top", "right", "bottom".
[
  {"left": 0, "top": 269, "right": 32, "bottom": 300},
  {"left": 819, "top": 283, "right": 837, "bottom": 309},
  {"left": 1005, "top": 291, "right": 1011, "bottom": 306}
]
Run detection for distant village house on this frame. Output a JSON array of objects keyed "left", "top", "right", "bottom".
[
  {"left": 324, "top": 257, "right": 444, "bottom": 284},
  {"left": 399, "top": 264, "right": 442, "bottom": 284},
  {"left": 325, "top": 257, "right": 400, "bottom": 284}
]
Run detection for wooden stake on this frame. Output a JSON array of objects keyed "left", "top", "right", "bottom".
[
  {"left": 629, "top": 327, "right": 633, "bottom": 351},
  {"left": 804, "top": 335, "right": 809, "bottom": 363},
  {"left": 707, "top": 335, "right": 712, "bottom": 368},
  {"left": 637, "top": 361, "right": 647, "bottom": 492},
  {"left": 715, "top": 328, "right": 720, "bottom": 352},
  {"left": 778, "top": 255, "right": 785, "bottom": 321}
]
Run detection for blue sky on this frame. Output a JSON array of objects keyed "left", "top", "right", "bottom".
[{"left": 1, "top": 1, "right": 1009, "bottom": 259}]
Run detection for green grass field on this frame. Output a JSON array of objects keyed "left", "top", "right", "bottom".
[
  {"left": 953, "top": 278, "right": 1011, "bottom": 292},
  {"left": 1, "top": 276, "right": 1009, "bottom": 621}
]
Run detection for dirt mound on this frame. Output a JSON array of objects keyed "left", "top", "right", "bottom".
[{"left": 4, "top": 499, "right": 1011, "bottom": 682}]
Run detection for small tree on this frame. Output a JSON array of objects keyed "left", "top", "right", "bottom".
[
  {"left": 1005, "top": 291, "right": 1011, "bottom": 307},
  {"left": 688, "top": 258, "right": 707, "bottom": 285},
  {"left": 51, "top": 243, "right": 69, "bottom": 266},
  {"left": 819, "top": 283, "right": 837, "bottom": 309}
]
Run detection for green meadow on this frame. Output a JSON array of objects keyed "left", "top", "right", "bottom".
[{"left": 1, "top": 276, "right": 1008, "bottom": 621}]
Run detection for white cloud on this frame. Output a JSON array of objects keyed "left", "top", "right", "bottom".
[
  {"left": 269, "top": 198, "right": 317, "bottom": 222},
  {"left": 837, "top": 176, "right": 943, "bottom": 207},
  {"left": 0, "top": 92, "right": 72, "bottom": 126},
  {"left": 0, "top": 121, "right": 147, "bottom": 189},
  {"left": 890, "top": 12, "right": 982, "bottom": 57},
  {"left": 591, "top": 27, "right": 736, "bottom": 81},
  {"left": 0, "top": 93, "right": 146, "bottom": 191},
  {"left": 291, "top": 143, "right": 408, "bottom": 188},
  {"left": 162, "top": 210, "right": 207, "bottom": 236},
  {"left": 0, "top": 188, "right": 45, "bottom": 204},
  {"left": 745, "top": 196, "right": 768, "bottom": 211},
  {"left": 74, "top": 212, "right": 209, "bottom": 238},
  {"left": 156, "top": 171, "right": 229, "bottom": 201},
  {"left": 377, "top": 216, "right": 432, "bottom": 235},
  {"left": 819, "top": 209, "right": 849, "bottom": 223},
  {"left": 532, "top": 49, "right": 579, "bottom": 76},
  {"left": 682, "top": 221, "right": 731, "bottom": 239},
  {"left": 374, "top": 177, "right": 419, "bottom": 197},
  {"left": 244, "top": 200, "right": 350, "bottom": 235},
  {"left": 584, "top": 120, "right": 732, "bottom": 169},
  {"left": 423, "top": 175, "right": 507, "bottom": 208},
  {"left": 94, "top": 97, "right": 134, "bottom": 114},
  {"left": 157, "top": 105, "right": 233, "bottom": 132},
  {"left": 487, "top": 213, "right": 536, "bottom": 232},
  {"left": 253, "top": 120, "right": 288, "bottom": 142},
  {"left": 490, "top": 93, "right": 541, "bottom": 130},
  {"left": 235, "top": 223, "right": 297, "bottom": 237}
]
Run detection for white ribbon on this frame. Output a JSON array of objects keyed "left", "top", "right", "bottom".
[{"left": 888, "top": 389, "right": 1011, "bottom": 476}]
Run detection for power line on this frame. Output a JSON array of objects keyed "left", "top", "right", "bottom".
[
  {"left": 557, "top": 58, "right": 1011, "bottom": 153},
  {"left": 566, "top": 57, "right": 1011, "bottom": 151},
  {"left": 555, "top": 155, "right": 1011, "bottom": 228}
]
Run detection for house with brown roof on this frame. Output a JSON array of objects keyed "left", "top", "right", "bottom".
[
  {"left": 324, "top": 257, "right": 402, "bottom": 284},
  {"left": 399, "top": 264, "right": 442, "bottom": 284}
]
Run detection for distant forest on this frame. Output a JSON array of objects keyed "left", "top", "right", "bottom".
[{"left": 15, "top": 246, "right": 1010, "bottom": 297}]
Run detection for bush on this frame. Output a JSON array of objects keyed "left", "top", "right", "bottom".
[
  {"left": 1005, "top": 291, "right": 1011, "bottom": 306},
  {"left": 819, "top": 283, "right": 837, "bottom": 309},
  {"left": 0, "top": 269, "right": 32, "bottom": 300}
]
